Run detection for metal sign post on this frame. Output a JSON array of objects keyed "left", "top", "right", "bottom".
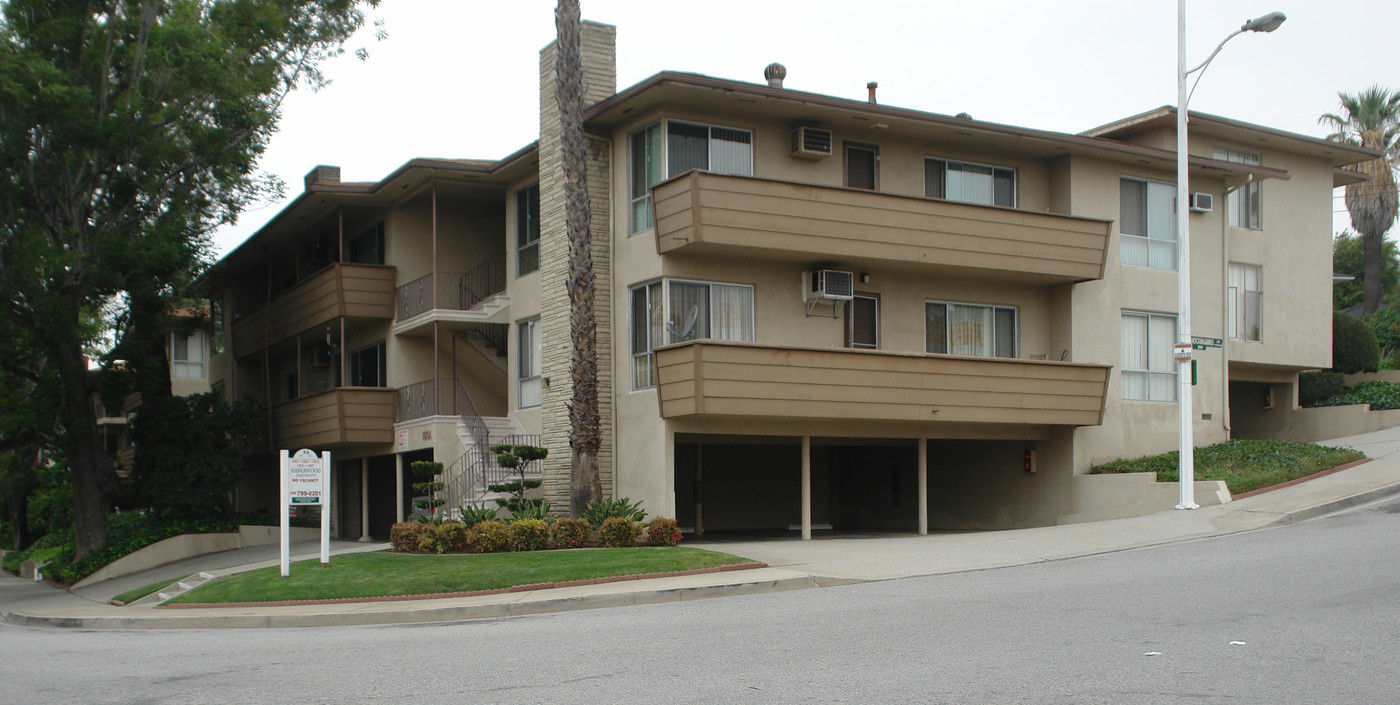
[{"left": 280, "top": 448, "right": 331, "bottom": 577}]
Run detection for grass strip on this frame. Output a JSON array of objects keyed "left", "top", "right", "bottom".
[
  {"left": 112, "top": 574, "right": 192, "bottom": 605},
  {"left": 1092, "top": 439, "right": 1365, "bottom": 495},
  {"left": 168, "top": 547, "right": 754, "bottom": 604}
]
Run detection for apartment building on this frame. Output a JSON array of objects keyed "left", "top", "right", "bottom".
[{"left": 200, "top": 21, "right": 1376, "bottom": 539}]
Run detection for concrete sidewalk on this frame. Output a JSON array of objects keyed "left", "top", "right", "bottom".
[{"left": 4, "top": 428, "right": 1398, "bottom": 630}]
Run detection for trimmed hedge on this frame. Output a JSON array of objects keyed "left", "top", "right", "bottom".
[
  {"left": 466, "top": 519, "right": 508, "bottom": 553},
  {"left": 598, "top": 517, "right": 641, "bottom": 548},
  {"left": 1298, "top": 371, "right": 1345, "bottom": 407},
  {"left": 645, "top": 517, "right": 683, "bottom": 547},
  {"left": 506, "top": 519, "right": 549, "bottom": 552},
  {"left": 549, "top": 517, "right": 590, "bottom": 549},
  {"left": 1317, "top": 380, "right": 1400, "bottom": 410},
  {"left": 1333, "top": 312, "right": 1380, "bottom": 374}
]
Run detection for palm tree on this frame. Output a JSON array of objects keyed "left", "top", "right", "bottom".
[
  {"left": 1321, "top": 86, "right": 1400, "bottom": 315},
  {"left": 554, "top": 0, "right": 602, "bottom": 515}
]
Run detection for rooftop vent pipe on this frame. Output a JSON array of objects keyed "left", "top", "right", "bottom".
[
  {"left": 867, "top": 82, "right": 878, "bottom": 104},
  {"left": 764, "top": 63, "right": 786, "bottom": 88}
]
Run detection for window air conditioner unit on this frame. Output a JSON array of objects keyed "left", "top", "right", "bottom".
[
  {"left": 803, "top": 269, "right": 854, "bottom": 303},
  {"left": 1189, "top": 192, "right": 1213, "bottom": 213},
  {"left": 791, "top": 126, "right": 833, "bottom": 160}
]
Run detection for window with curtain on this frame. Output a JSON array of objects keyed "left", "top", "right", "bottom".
[
  {"left": 1120, "top": 178, "right": 1177, "bottom": 270},
  {"left": 516, "top": 183, "right": 540, "bottom": 276},
  {"left": 631, "top": 121, "right": 753, "bottom": 234},
  {"left": 1228, "top": 263, "right": 1262, "bottom": 342},
  {"left": 1215, "top": 147, "right": 1262, "bottom": 229},
  {"left": 518, "top": 318, "right": 541, "bottom": 407},
  {"left": 631, "top": 279, "right": 755, "bottom": 389},
  {"left": 925, "top": 158, "right": 1015, "bottom": 207},
  {"left": 170, "top": 330, "right": 206, "bottom": 378},
  {"left": 1121, "top": 312, "right": 1176, "bottom": 401},
  {"left": 924, "top": 302, "right": 1016, "bottom": 357}
]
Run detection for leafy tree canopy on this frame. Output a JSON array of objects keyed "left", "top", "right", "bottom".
[
  {"left": 1333, "top": 230, "right": 1400, "bottom": 311},
  {"left": 0, "top": 0, "right": 379, "bottom": 560}
]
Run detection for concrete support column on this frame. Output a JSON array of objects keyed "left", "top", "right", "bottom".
[
  {"left": 917, "top": 438, "right": 928, "bottom": 536},
  {"left": 694, "top": 444, "right": 704, "bottom": 538},
  {"left": 394, "top": 454, "right": 405, "bottom": 524},
  {"left": 801, "top": 435, "right": 811, "bottom": 541},
  {"left": 358, "top": 457, "right": 371, "bottom": 542}
]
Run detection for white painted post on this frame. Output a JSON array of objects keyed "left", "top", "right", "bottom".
[
  {"left": 801, "top": 436, "right": 811, "bottom": 541},
  {"left": 279, "top": 449, "right": 290, "bottom": 577},
  {"left": 320, "top": 450, "right": 331, "bottom": 566},
  {"left": 395, "top": 454, "right": 405, "bottom": 524},
  {"left": 917, "top": 438, "right": 928, "bottom": 536}
]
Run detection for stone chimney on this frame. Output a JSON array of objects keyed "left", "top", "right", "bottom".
[
  {"left": 537, "top": 21, "right": 618, "bottom": 510},
  {"left": 303, "top": 165, "right": 341, "bottom": 189}
]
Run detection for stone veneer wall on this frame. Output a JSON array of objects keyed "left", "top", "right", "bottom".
[{"left": 537, "top": 22, "right": 617, "bottom": 511}]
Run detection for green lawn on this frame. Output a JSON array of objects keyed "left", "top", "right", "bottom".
[
  {"left": 168, "top": 547, "right": 755, "bottom": 604},
  {"left": 1092, "top": 439, "right": 1364, "bottom": 495},
  {"left": 112, "top": 574, "right": 192, "bottom": 605}
]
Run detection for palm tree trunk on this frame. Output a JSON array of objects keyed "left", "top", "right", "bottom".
[{"left": 555, "top": 0, "right": 602, "bottom": 515}]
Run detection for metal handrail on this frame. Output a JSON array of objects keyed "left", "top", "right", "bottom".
[{"left": 457, "top": 259, "right": 506, "bottom": 310}]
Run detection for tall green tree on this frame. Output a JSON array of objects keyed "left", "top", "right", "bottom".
[
  {"left": 1321, "top": 86, "right": 1400, "bottom": 316},
  {"left": 1332, "top": 230, "right": 1400, "bottom": 311},
  {"left": 554, "top": 0, "right": 602, "bottom": 515},
  {"left": 0, "top": 0, "right": 378, "bottom": 561}
]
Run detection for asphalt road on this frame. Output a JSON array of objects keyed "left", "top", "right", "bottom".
[{"left": 4, "top": 497, "right": 1398, "bottom": 704}]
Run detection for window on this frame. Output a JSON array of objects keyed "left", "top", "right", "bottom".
[
  {"left": 925, "top": 302, "right": 1016, "bottom": 358},
  {"left": 1229, "top": 263, "right": 1262, "bottom": 342},
  {"left": 348, "top": 342, "right": 386, "bottom": 387},
  {"left": 1121, "top": 312, "right": 1176, "bottom": 401},
  {"left": 845, "top": 143, "right": 879, "bottom": 190},
  {"left": 170, "top": 331, "right": 205, "bottom": 378},
  {"left": 847, "top": 293, "right": 879, "bottom": 349},
  {"left": 630, "top": 279, "right": 755, "bottom": 389},
  {"left": 1215, "top": 147, "right": 1262, "bottom": 229},
  {"left": 925, "top": 158, "right": 1015, "bottom": 207},
  {"left": 516, "top": 184, "right": 540, "bottom": 276},
  {"left": 1120, "top": 178, "right": 1177, "bottom": 270},
  {"left": 630, "top": 121, "right": 753, "bottom": 234},
  {"left": 285, "top": 371, "right": 299, "bottom": 401},
  {"left": 347, "top": 223, "right": 385, "bottom": 265},
  {"left": 518, "top": 318, "right": 541, "bottom": 408}
]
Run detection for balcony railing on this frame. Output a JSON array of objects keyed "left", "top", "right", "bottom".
[
  {"left": 653, "top": 340, "right": 1111, "bottom": 427},
  {"left": 271, "top": 387, "right": 396, "bottom": 448},
  {"left": 395, "top": 259, "right": 507, "bottom": 321},
  {"left": 652, "top": 171, "right": 1112, "bottom": 283},
  {"left": 231, "top": 263, "right": 394, "bottom": 358}
]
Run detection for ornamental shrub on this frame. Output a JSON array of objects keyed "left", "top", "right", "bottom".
[
  {"left": 645, "top": 517, "right": 683, "bottom": 547},
  {"left": 1298, "top": 371, "right": 1345, "bottom": 407},
  {"left": 1316, "top": 380, "right": 1400, "bottom": 411},
  {"left": 1333, "top": 312, "right": 1380, "bottom": 374},
  {"left": 1365, "top": 307, "right": 1400, "bottom": 357},
  {"left": 457, "top": 504, "right": 499, "bottom": 530},
  {"left": 390, "top": 521, "right": 429, "bottom": 552},
  {"left": 549, "top": 517, "right": 590, "bottom": 549},
  {"left": 466, "top": 519, "right": 508, "bottom": 553},
  {"left": 432, "top": 522, "right": 469, "bottom": 553},
  {"left": 598, "top": 516, "right": 641, "bottom": 548},
  {"left": 506, "top": 518, "right": 549, "bottom": 552},
  {"left": 581, "top": 496, "right": 647, "bottom": 527}
]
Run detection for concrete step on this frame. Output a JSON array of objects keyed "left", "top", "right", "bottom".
[{"left": 136, "top": 571, "right": 217, "bottom": 607}]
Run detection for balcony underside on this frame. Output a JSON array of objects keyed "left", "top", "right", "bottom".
[
  {"left": 271, "top": 387, "right": 397, "bottom": 450},
  {"left": 233, "top": 263, "right": 395, "bottom": 359},
  {"left": 654, "top": 340, "right": 1110, "bottom": 427},
  {"left": 653, "top": 171, "right": 1111, "bottom": 283}
]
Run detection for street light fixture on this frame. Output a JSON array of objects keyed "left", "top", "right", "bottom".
[{"left": 1175, "top": 6, "right": 1285, "bottom": 510}]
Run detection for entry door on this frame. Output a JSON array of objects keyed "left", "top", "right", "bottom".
[
  {"left": 847, "top": 293, "right": 879, "bottom": 349},
  {"left": 845, "top": 143, "right": 879, "bottom": 190}
]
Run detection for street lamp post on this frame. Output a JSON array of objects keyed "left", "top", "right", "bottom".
[{"left": 1175, "top": 6, "right": 1286, "bottom": 510}]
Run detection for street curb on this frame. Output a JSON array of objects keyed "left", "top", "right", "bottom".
[
  {"left": 2, "top": 574, "right": 821, "bottom": 630},
  {"left": 1262, "top": 481, "right": 1400, "bottom": 528}
]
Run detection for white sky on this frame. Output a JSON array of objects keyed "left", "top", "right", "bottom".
[{"left": 211, "top": 0, "right": 1400, "bottom": 258}]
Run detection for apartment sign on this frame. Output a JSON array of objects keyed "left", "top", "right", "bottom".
[
  {"left": 287, "top": 449, "right": 326, "bottom": 504},
  {"left": 279, "top": 448, "right": 332, "bottom": 577}
]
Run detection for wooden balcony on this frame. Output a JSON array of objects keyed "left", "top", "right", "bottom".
[
  {"left": 654, "top": 340, "right": 1110, "bottom": 426},
  {"left": 232, "top": 263, "right": 394, "bottom": 358},
  {"left": 271, "top": 387, "right": 397, "bottom": 449},
  {"left": 653, "top": 171, "right": 1111, "bottom": 282}
]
